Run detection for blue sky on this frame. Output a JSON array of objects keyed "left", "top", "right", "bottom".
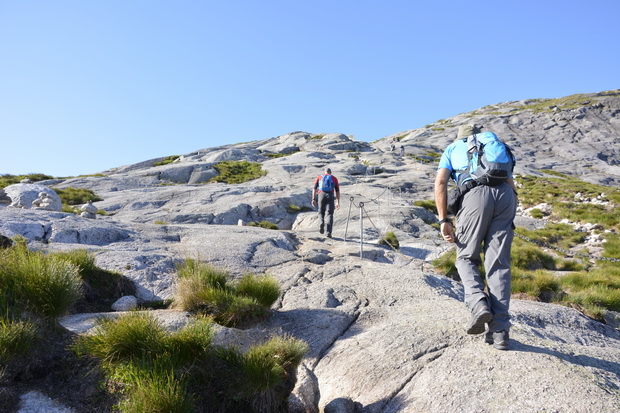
[{"left": 1, "top": 1, "right": 618, "bottom": 177}]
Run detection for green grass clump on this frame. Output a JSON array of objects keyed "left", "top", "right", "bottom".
[
  {"left": 511, "top": 269, "right": 562, "bottom": 301},
  {"left": 0, "top": 173, "right": 55, "bottom": 189},
  {"left": 73, "top": 312, "right": 306, "bottom": 412},
  {"left": 53, "top": 187, "right": 103, "bottom": 213},
  {"left": 74, "top": 312, "right": 167, "bottom": 363},
  {"left": 0, "top": 318, "right": 38, "bottom": 361},
  {"left": 174, "top": 260, "right": 279, "bottom": 327},
  {"left": 286, "top": 203, "right": 312, "bottom": 213},
  {"left": 236, "top": 274, "right": 281, "bottom": 307},
  {"left": 414, "top": 199, "right": 438, "bottom": 214},
  {"left": 249, "top": 221, "right": 279, "bottom": 230},
  {"left": 209, "top": 161, "right": 267, "bottom": 184},
  {"left": 379, "top": 231, "right": 400, "bottom": 250},
  {"left": 0, "top": 239, "right": 83, "bottom": 319},
  {"left": 153, "top": 156, "right": 180, "bottom": 166},
  {"left": 510, "top": 243, "right": 557, "bottom": 271},
  {"left": 51, "top": 249, "right": 135, "bottom": 312}
]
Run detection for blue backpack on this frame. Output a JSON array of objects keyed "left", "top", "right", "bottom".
[
  {"left": 460, "top": 132, "right": 515, "bottom": 186},
  {"left": 319, "top": 174, "right": 334, "bottom": 192}
]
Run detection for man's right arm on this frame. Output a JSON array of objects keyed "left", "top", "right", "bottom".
[{"left": 435, "top": 168, "right": 455, "bottom": 243}]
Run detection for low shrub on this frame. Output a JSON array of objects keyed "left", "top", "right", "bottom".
[
  {"left": 414, "top": 199, "right": 437, "bottom": 214},
  {"left": 153, "top": 156, "right": 180, "bottom": 166},
  {"left": 174, "top": 260, "right": 277, "bottom": 327},
  {"left": 0, "top": 318, "right": 38, "bottom": 361},
  {"left": 286, "top": 203, "right": 312, "bottom": 213},
  {"left": 51, "top": 249, "right": 135, "bottom": 313},
  {"left": 0, "top": 173, "right": 55, "bottom": 189},
  {"left": 379, "top": 231, "right": 400, "bottom": 250},
  {"left": 73, "top": 312, "right": 167, "bottom": 364},
  {"left": 0, "top": 240, "right": 83, "bottom": 318},
  {"left": 73, "top": 312, "right": 306, "bottom": 412},
  {"left": 236, "top": 274, "right": 281, "bottom": 307},
  {"left": 511, "top": 269, "right": 562, "bottom": 300},
  {"left": 209, "top": 161, "right": 267, "bottom": 184},
  {"left": 249, "top": 221, "right": 279, "bottom": 230},
  {"left": 52, "top": 187, "right": 102, "bottom": 207}
]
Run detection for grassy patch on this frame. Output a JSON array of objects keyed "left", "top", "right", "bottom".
[
  {"left": 52, "top": 187, "right": 103, "bottom": 213},
  {"left": 249, "top": 220, "right": 279, "bottom": 230},
  {"left": 286, "top": 203, "right": 313, "bottom": 213},
  {"left": 173, "top": 260, "right": 280, "bottom": 327},
  {"left": 414, "top": 199, "right": 438, "bottom": 215},
  {"left": 306, "top": 134, "right": 325, "bottom": 140},
  {"left": 0, "top": 173, "right": 55, "bottom": 189},
  {"left": 379, "top": 231, "right": 400, "bottom": 250},
  {"left": 518, "top": 174, "right": 620, "bottom": 231},
  {"left": 153, "top": 156, "right": 180, "bottom": 166},
  {"left": 73, "top": 312, "right": 306, "bottom": 412},
  {"left": 209, "top": 161, "right": 267, "bottom": 184},
  {"left": 0, "top": 238, "right": 83, "bottom": 319},
  {"left": 51, "top": 249, "right": 135, "bottom": 313}
]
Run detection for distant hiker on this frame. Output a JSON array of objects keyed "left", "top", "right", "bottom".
[
  {"left": 434, "top": 124, "right": 517, "bottom": 350},
  {"left": 311, "top": 167, "right": 340, "bottom": 238},
  {"left": 400, "top": 145, "right": 405, "bottom": 156},
  {"left": 390, "top": 143, "right": 396, "bottom": 152}
]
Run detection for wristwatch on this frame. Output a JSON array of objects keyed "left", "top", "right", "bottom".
[{"left": 438, "top": 219, "right": 452, "bottom": 225}]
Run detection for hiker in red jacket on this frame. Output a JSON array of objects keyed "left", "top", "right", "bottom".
[{"left": 311, "top": 168, "right": 340, "bottom": 238}]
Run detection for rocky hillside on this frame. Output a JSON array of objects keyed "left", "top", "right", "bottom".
[{"left": 1, "top": 90, "right": 619, "bottom": 412}]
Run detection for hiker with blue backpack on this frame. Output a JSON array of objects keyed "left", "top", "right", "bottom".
[
  {"left": 434, "top": 124, "right": 517, "bottom": 350},
  {"left": 311, "top": 167, "right": 340, "bottom": 238}
]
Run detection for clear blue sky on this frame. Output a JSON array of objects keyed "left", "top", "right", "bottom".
[{"left": 1, "top": 1, "right": 618, "bottom": 177}]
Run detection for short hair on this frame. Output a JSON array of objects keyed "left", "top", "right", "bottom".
[{"left": 325, "top": 167, "right": 332, "bottom": 174}]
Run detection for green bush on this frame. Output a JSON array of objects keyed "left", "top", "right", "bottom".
[
  {"left": 174, "top": 260, "right": 274, "bottom": 327},
  {"left": 511, "top": 269, "right": 562, "bottom": 300},
  {"left": 209, "top": 161, "right": 267, "bottom": 184},
  {"left": 153, "top": 156, "right": 180, "bottom": 166},
  {"left": 73, "top": 312, "right": 167, "bottom": 364},
  {"left": 510, "top": 243, "right": 557, "bottom": 271},
  {"left": 236, "top": 274, "right": 281, "bottom": 307},
  {"left": 0, "top": 240, "right": 83, "bottom": 318},
  {"left": 52, "top": 187, "right": 102, "bottom": 207},
  {"left": 0, "top": 173, "right": 55, "bottom": 189},
  {"left": 379, "top": 231, "right": 400, "bottom": 250},
  {"left": 0, "top": 318, "right": 38, "bottom": 361},
  {"left": 414, "top": 199, "right": 437, "bottom": 214},
  {"left": 529, "top": 208, "right": 545, "bottom": 219},
  {"left": 74, "top": 312, "right": 307, "bottom": 412},
  {"left": 117, "top": 369, "right": 193, "bottom": 413},
  {"left": 249, "top": 220, "right": 279, "bottom": 230},
  {"left": 51, "top": 249, "right": 134, "bottom": 313},
  {"left": 286, "top": 203, "right": 312, "bottom": 213}
]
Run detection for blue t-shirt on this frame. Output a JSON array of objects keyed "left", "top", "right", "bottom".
[{"left": 437, "top": 139, "right": 471, "bottom": 183}]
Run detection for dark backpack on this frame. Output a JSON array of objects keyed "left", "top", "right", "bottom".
[
  {"left": 459, "top": 132, "right": 515, "bottom": 186},
  {"left": 319, "top": 174, "right": 334, "bottom": 192}
]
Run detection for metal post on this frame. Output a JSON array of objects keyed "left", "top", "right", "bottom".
[
  {"left": 344, "top": 196, "right": 354, "bottom": 242},
  {"left": 359, "top": 202, "right": 364, "bottom": 259}
]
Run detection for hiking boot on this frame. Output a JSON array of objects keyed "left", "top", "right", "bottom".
[
  {"left": 327, "top": 233, "right": 332, "bottom": 238},
  {"left": 466, "top": 298, "right": 493, "bottom": 335},
  {"left": 319, "top": 223, "right": 325, "bottom": 234},
  {"left": 491, "top": 330, "right": 509, "bottom": 351},
  {"left": 484, "top": 329, "right": 494, "bottom": 345}
]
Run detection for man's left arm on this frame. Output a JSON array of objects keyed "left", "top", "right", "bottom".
[{"left": 335, "top": 178, "right": 340, "bottom": 210}]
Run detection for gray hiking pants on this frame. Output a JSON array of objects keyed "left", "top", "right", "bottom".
[
  {"left": 318, "top": 191, "right": 335, "bottom": 234},
  {"left": 455, "top": 183, "right": 517, "bottom": 332}
]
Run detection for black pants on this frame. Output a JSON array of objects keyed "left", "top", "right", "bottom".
[{"left": 318, "top": 192, "right": 335, "bottom": 234}]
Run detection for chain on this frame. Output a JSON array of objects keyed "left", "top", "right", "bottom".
[{"left": 513, "top": 232, "right": 620, "bottom": 263}]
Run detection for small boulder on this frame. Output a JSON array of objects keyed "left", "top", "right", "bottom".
[{"left": 111, "top": 295, "right": 138, "bottom": 311}]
